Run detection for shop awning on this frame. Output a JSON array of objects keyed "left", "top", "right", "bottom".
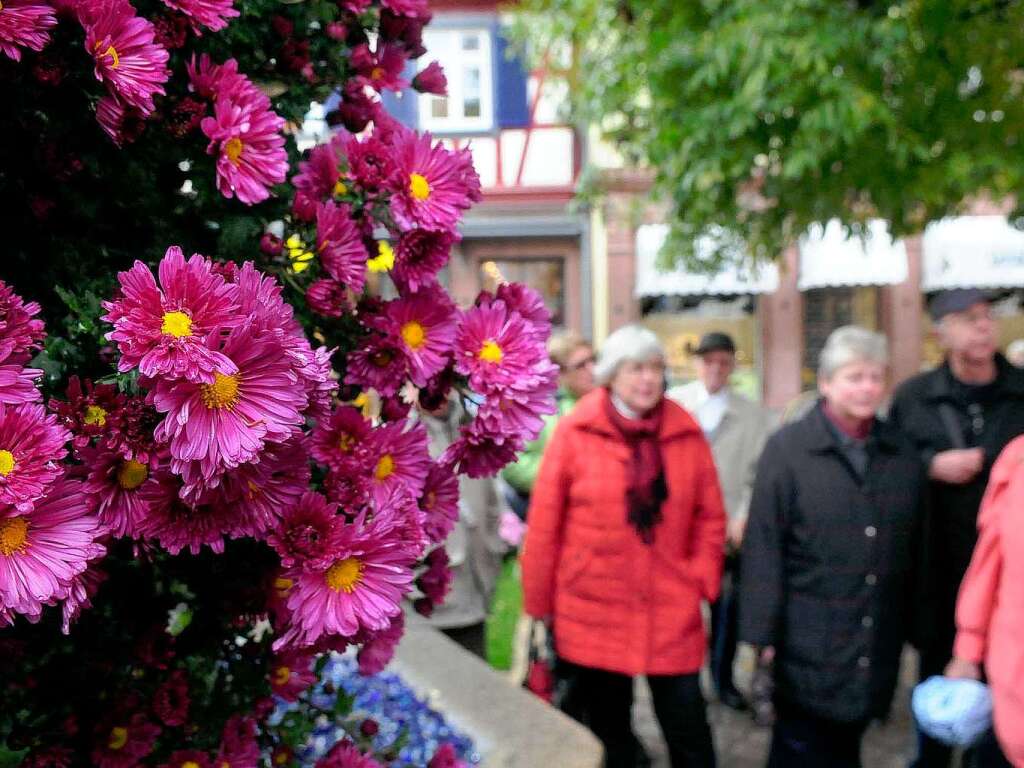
[
  {"left": 922, "top": 215, "right": 1024, "bottom": 292},
  {"left": 798, "top": 219, "right": 908, "bottom": 290},
  {"left": 634, "top": 224, "right": 779, "bottom": 297}
]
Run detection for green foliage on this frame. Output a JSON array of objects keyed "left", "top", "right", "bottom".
[{"left": 510, "top": 0, "right": 1024, "bottom": 266}]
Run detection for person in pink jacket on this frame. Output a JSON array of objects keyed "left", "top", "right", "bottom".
[{"left": 946, "top": 434, "right": 1024, "bottom": 767}]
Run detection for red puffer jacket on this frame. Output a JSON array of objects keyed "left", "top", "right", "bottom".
[{"left": 522, "top": 387, "right": 726, "bottom": 676}]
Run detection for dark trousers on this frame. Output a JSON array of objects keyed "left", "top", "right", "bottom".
[
  {"left": 559, "top": 661, "right": 716, "bottom": 768},
  {"left": 767, "top": 703, "right": 868, "bottom": 768},
  {"left": 710, "top": 554, "right": 740, "bottom": 697},
  {"left": 440, "top": 622, "right": 486, "bottom": 660}
]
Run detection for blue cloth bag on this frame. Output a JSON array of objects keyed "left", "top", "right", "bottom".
[{"left": 912, "top": 675, "right": 993, "bottom": 748}]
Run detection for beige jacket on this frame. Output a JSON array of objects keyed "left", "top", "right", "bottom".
[{"left": 668, "top": 382, "right": 776, "bottom": 523}]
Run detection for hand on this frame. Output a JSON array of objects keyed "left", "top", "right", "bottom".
[
  {"left": 945, "top": 657, "right": 982, "bottom": 680},
  {"left": 727, "top": 516, "right": 748, "bottom": 550},
  {"left": 929, "top": 448, "right": 985, "bottom": 485}
]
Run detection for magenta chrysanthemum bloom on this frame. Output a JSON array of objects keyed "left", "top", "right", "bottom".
[
  {"left": 0, "top": 279, "right": 45, "bottom": 363},
  {"left": 270, "top": 650, "right": 317, "bottom": 701},
  {"left": 187, "top": 52, "right": 244, "bottom": 99},
  {"left": 351, "top": 42, "right": 409, "bottom": 92},
  {"left": 454, "top": 302, "right": 551, "bottom": 394},
  {"left": 201, "top": 77, "right": 288, "bottom": 205},
  {"left": 153, "top": 670, "right": 190, "bottom": 727},
  {"left": 380, "top": 0, "right": 427, "bottom": 18},
  {"left": 216, "top": 716, "right": 260, "bottom": 768},
  {"left": 309, "top": 405, "right": 372, "bottom": 475},
  {"left": 91, "top": 713, "right": 161, "bottom": 768},
  {"left": 412, "top": 60, "right": 447, "bottom": 96},
  {"left": 0, "top": 0, "right": 56, "bottom": 62},
  {"left": 494, "top": 282, "right": 552, "bottom": 342},
  {"left": 83, "top": 0, "right": 170, "bottom": 116},
  {"left": 0, "top": 402, "right": 70, "bottom": 512},
  {"left": 276, "top": 513, "right": 418, "bottom": 649},
  {"left": 159, "top": 750, "right": 211, "bottom": 768},
  {"left": 293, "top": 134, "right": 345, "bottom": 203},
  {"left": 419, "top": 461, "right": 458, "bottom": 544},
  {"left": 161, "top": 0, "right": 238, "bottom": 33},
  {"left": 0, "top": 478, "right": 105, "bottom": 625},
  {"left": 136, "top": 473, "right": 233, "bottom": 554},
  {"left": 428, "top": 743, "right": 468, "bottom": 768},
  {"left": 441, "top": 422, "right": 522, "bottom": 479},
  {"left": 475, "top": 374, "right": 558, "bottom": 445},
  {"left": 102, "top": 246, "right": 242, "bottom": 384},
  {"left": 384, "top": 291, "right": 456, "bottom": 387},
  {"left": 316, "top": 201, "right": 368, "bottom": 293},
  {"left": 298, "top": 344, "right": 337, "bottom": 424},
  {"left": 317, "top": 740, "right": 384, "bottom": 768},
  {"left": 346, "top": 134, "right": 398, "bottom": 198},
  {"left": 388, "top": 130, "right": 482, "bottom": 233},
  {"left": 364, "top": 421, "right": 431, "bottom": 506},
  {"left": 152, "top": 326, "right": 308, "bottom": 483},
  {"left": 306, "top": 278, "right": 347, "bottom": 319},
  {"left": 392, "top": 229, "right": 455, "bottom": 294},
  {"left": 356, "top": 610, "right": 404, "bottom": 676},
  {"left": 344, "top": 337, "right": 408, "bottom": 398},
  {"left": 414, "top": 546, "right": 452, "bottom": 617},
  {"left": 267, "top": 491, "right": 339, "bottom": 570},
  {"left": 0, "top": 364, "right": 42, "bottom": 406},
  {"left": 82, "top": 443, "right": 158, "bottom": 538}
]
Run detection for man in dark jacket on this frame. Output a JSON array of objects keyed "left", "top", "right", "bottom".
[
  {"left": 740, "top": 326, "right": 925, "bottom": 768},
  {"left": 889, "top": 288, "right": 1024, "bottom": 768}
]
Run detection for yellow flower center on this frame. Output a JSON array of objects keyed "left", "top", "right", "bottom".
[
  {"left": 161, "top": 311, "right": 193, "bottom": 338},
  {"left": 409, "top": 173, "right": 431, "bottom": 201},
  {"left": 225, "top": 137, "right": 244, "bottom": 165},
  {"left": 84, "top": 404, "right": 108, "bottom": 427},
  {"left": 369, "top": 349, "right": 394, "bottom": 368},
  {"left": 108, "top": 726, "right": 128, "bottom": 751},
  {"left": 325, "top": 556, "right": 364, "bottom": 593},
  {"left": 117, "top": 459, "right": 148, "bottom": 490},
  {"left": 333, "top": 180, "right": 348, "bottom": 197},
  {"left": 201, "top": 373, "right": 240, "bottom": 410},
  {"left": 367, "top": 240, "right": 394, "bottom": 273},
  {"left": 0, "top": 449, "right": 15, "bottom": 477},
  {"left": 338, "top": 433, "right": 356, "bottom": 453},
  {"left": 94, "top": 41, "right": 120, "bottom": 69},
  {"left": 401, "top": 320, "right": 427, "bottom": 350},
  {"left": 273, "top": 752, "right": 290, "bottom": 766},
  {"left": 274, "top": 576, "right": 294, "bottom": 599},
  {"left": 246, "top": 480, "right": 262, "bottom": 500},
  {"left": 479, "top": 340, "right": 504, "bottom": 363},
  {"left": 375, "top": 454, "right": 395, "bottom": 481},
  {"left": 272, "top": 665, "right": 291, "bottom": 686},
  {"left": 0, "top": 517, "right": 28, "bottom": 556},
  {"left": 424, "top": 490, "right": 436, "bottom": 510},
  {"left": 182, "top": 762, "right": 202, "bottom": 768},
  {"left": 370, "top": 66, "right": 385, "bottom": 81}
]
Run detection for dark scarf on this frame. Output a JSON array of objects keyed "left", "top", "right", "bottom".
[{"left": 603, "top": 392, "right": 667, "bottom": 544}]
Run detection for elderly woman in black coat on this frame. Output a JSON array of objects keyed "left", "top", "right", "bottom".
[{"left": 739, "top": 326, "right": 925, "bottom": 768}]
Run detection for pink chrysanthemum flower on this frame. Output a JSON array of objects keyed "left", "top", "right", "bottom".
[
  {"left": 293, "top": 134, "right": 345, "bottom": 203},
  {"left": 309, "top": 405, "right": 372, "bottom": 475},
  {"left": 356, "top": 611, "right": 404, "bottom": 676},
  {"left": 393, "top": 229, "right": 455, "bottom": 294},
  {"left": 316, "top": 201, "right": 368, "bottom": 292},
  {"left": 21, "top": 746, "right": 75, "bottom": 768},
  {"left": 351, "top": 42, "right": 409, "bottom": 92},
  {"left": 153, "top": 670, "right": 190, "bottom": 727},
  {"left": 91, "top": 713, "right": 161, "bottom": 768},
  {"left": 428, "top": 743, "right": 468, "bottom": 768},
  {"left": 364, "top": 420, "right": 431, "bottom": 506},
  {"left": 298, "top": 344, "right": 337, "bottom": 424},
  {"left": 83, "top": 0, "right": 170, "bottom": 117},
  {"left": 454, "top": 302, "right": 549, "bottom": 394},
  {"left": 317, "top": 740, "right": 384, "bottom": 768},
  {"left": 95, "top": 94, "right": 140, "bottom": 147},
  {"left": 267, "top": 491, "right": 339, "bottom": 570},
  {"left": 0, "top": 478, "right": 105, "bottom": 624},
  {"left": 201, "top": 77, "right": 288, "bottom": 205},
  {"left": 276, "top": 513, "right": 418, "bottom": 649},
  {"left": 216, "top": 715, "right": 260, "bottom": 768},
  {"left": 0, "top": 402, "right": 70, "bottom": 512},
  {"left": 344, "top": 337, "right": 408, "bottom": 398},
  {"left": 0, "top": 279, "right": 45, "bottom": 363},
  {"left": 441, "top": 422, "right": 522, "bottom": 479},
  {"left": 152, "top": 326, "right": 308, "bottom": 483},
  {"left": 102, "top": 246, "right": 242, "bottom": 384},
  {"left": 306, "top": 278, "right": 347, "bottom": 318},
  {"left": 388, "top": 130, "right": 481, "bottom": 233},
  {"left": 161, "top": 0, "right": 238, "bottom": 33},
  {"left": 159, "top": 750, "right": 212, "bottom": 768},
  {"left": 494, "top": 282, "right": 552, "bottom": 342},
  {"left": 380, "top": 0, "right": 428, "bottom": 18},
  {"left": 346, "top": 134, "right": 398, "bottom": 198},
  {"left": 82, "top": 442, "right": 158, "bottom": 538},
  {"left": 187, "top": 52, "right": 244, "bottom": 99},
  {"left": 383, "top": 291, "right": 455, "bottom": 387},
  {"left": 136, "top": 472, "right": 234, "bottom": 554},
  {"left": 475, "top": 373, "right": 558, "bottom": 445},
  {"left": 414, "top": 546, "right": 453, "bottom": 617},
  {"left": 0, "top": 364, "right": 42, "bottom": 406},
  {"left": 270, "top": 650, "right": 317, "bottom": 701},
  {"left": 419, "top": 461, "right": 458, "bottom": 544},
  {"left": 0, "top": 0, "right": 56, "bottom": 62}
]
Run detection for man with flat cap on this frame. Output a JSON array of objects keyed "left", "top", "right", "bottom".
[
  {"left": 669, "top": 331, "right": 775, "bottom": 709},
  {"left": 890, "top": 288, "right": 1024, "bottom": 768}
]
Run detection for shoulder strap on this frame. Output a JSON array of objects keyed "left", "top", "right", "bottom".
[{"left": 937, "top": 403, "right": 966, "bottom": 450}]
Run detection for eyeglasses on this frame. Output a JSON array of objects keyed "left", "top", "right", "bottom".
[{"left": 567, "top": 355, "right": 596, "bottom": 372}]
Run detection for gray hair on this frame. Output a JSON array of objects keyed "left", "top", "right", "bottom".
[
  {"left": 594, "top": 325, "right": 665, "bottom": 386},
  {"left": 818, "top": 326, "right": 888, "bottom": 380}
]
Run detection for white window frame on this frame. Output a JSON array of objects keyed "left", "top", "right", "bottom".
[{"left": 419, "top": 28, "right": 494, "bottom": 133}]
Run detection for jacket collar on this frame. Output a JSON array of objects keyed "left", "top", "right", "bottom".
[
  {"left": 926, "top": 354, "right": 1024, "bottom": 401},
  {"left": 803, "top": 399, "right": 902, "bottom": 455},
  {"left": 573, "top": 387, "right": 701, "bottom": 442}
]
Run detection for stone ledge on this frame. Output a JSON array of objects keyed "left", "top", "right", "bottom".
[{"left": 391, "top": 614, "right": 604, "bottom": 768}]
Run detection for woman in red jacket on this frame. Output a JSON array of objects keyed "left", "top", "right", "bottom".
[{"left": 522, "top": 324, "right": 726, "bottom": 768}]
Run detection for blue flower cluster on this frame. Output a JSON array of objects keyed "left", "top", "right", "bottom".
[{"left": 275, "top": 654, "right": 481, "bottom": 766}]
